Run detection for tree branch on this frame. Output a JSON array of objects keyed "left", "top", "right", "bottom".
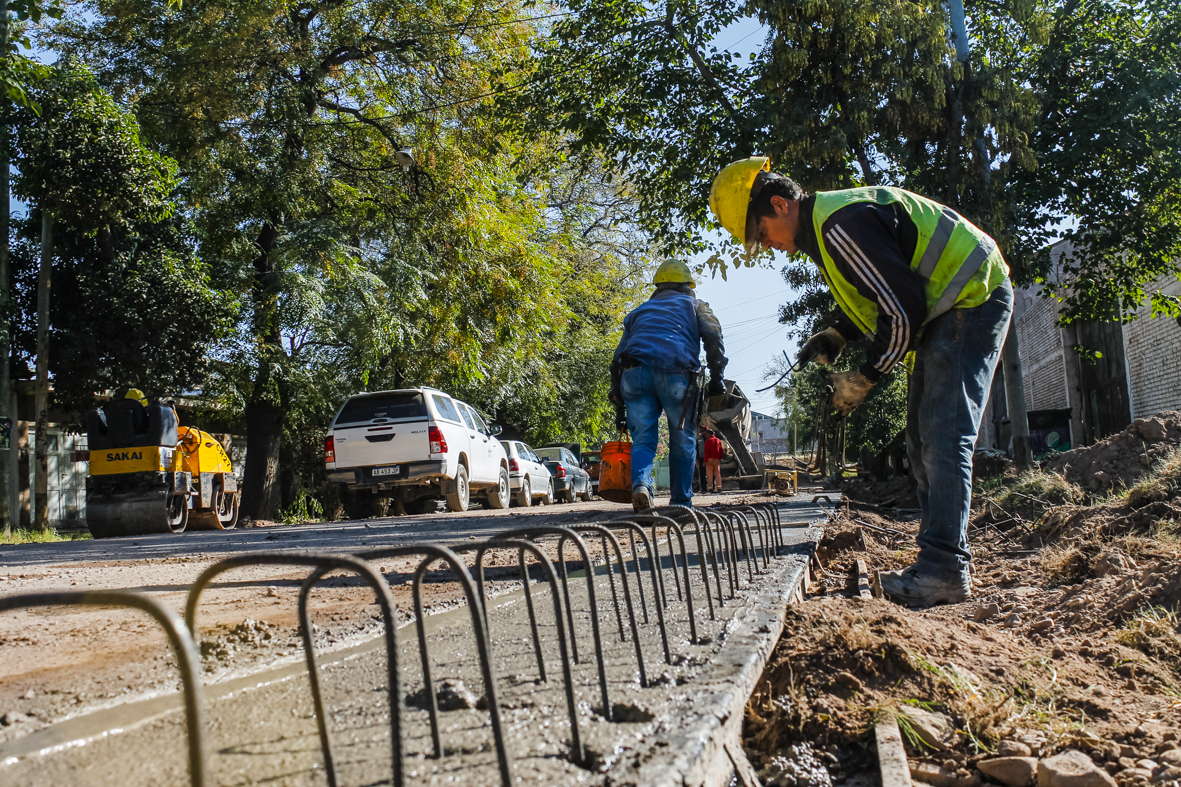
[
  {"left": 663, "top": 6, "right": 736, "bottom": 114},
  {"left": 317, "top": 97, "right": 403, "bottom": 147}
]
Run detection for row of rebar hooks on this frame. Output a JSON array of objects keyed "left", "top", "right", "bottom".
[{"left": 0, "top": 501, "right": 789, "bottom": 787}]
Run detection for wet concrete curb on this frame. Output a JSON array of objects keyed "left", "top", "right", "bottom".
[{"left": 615, "top": 524, "right": 821, "bottom": 787}]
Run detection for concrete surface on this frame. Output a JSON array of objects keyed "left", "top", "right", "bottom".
[{"left": 0, "top": 495, "right": 825, "bottom": 786}]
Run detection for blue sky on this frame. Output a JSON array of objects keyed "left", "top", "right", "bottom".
[{"left": 691, "top": 16, "right": 797, "bottom": 418}]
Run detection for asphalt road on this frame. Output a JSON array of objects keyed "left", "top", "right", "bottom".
[{"left": 0, "top": 495, "right": 643, "bottom": 570}]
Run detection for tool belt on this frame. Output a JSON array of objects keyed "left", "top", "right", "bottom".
[{"left": 619, "top": 352, "right": 641, "bottom": 370}]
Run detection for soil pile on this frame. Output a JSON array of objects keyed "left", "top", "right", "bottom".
[
  {"left": 745, "top": 597, "right": 1181, "bottom": 787},
  {"left": 1045, "top": 412, "right": 1181, "bottom": 492},
  {"left": 839, "top": 476, "right": 919, "bottom": 510},
  {"left": 745, "top": 480, "right": 1181, "bottom": 787}
]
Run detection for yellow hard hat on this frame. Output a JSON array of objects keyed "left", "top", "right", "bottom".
[
  {"left": 709, "top": 156, "right": 771, "bottom": 254},
  {"left": 653, "top": 260, "right": 695, "bottom": 286},
  {"left": 125, "top": 388, "right": 147, "bottom": 406}
]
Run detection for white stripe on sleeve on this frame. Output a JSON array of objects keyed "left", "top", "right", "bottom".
[{"left": 825, "top": 224, "right": 911, "bottom": 372}]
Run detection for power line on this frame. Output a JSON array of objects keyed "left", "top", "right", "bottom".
[
  {"left": 729, "top": 323, "right": 787, "bottom": 355},
  {"left": 712, "top": 288, "right": 790, "bottom": 312}
]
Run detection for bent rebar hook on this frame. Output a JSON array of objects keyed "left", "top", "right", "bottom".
[
  {"left": 1, "top": 591, "right": 208, "bottom": 787},
  {"left": 186, "top": 553, "right": 400, "bottom": 787}
]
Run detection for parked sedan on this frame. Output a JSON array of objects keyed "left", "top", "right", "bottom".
[
  {"left": 534, "top": 446, "right": 592, "bottom": 503},
  {"left": 580, "top": 449, "right": 601, "bottom": 495},
  {"left": 499, "top": 440, "right": 554, "bottom": 506}
]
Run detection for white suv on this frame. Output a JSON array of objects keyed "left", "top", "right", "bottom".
[{"left": 325, "top": 388, "right": 510, "bottom": 516}]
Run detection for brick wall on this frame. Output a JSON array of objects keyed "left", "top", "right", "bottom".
[
  {"left": 1124, "top": 273, "right": 1181, "bottom": 418},
  {"left": 1015, "top": 289, "right": 1069, "bottom": 411}
]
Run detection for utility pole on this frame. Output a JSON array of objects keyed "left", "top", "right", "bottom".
[
  {"left": 0, "top": 0, "right": 11, "bottom": 538},
  {"left": 34, "top": 211, "right": 53, "bottom": 530},
  {"left": 1002, "top": 320, "right": 1032, "bottom": 468},
  {"left": 946, "top": 0, "right": 1031, "bottom": 468}
]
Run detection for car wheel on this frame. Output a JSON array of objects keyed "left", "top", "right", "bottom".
[
  {"left": 540, "top": 480, "right": 554, "bottom": 506},
  {"left": 563, "top": 485, "right": 576, "bottom": 504},
  {"left": 445, "top": 466, "right": 470, "bottom": 512},
  {"left": 486, "top": 467, "right": 511, "bottom": 510},
  {"left": 578, "top": 480, "right": 592, "bottom": 502},
  {"left": 516, "top": 478, "right": 532, "bottom": 508}
]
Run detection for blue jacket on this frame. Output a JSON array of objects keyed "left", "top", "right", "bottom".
[{"left": 613, "top": 289, "right": 728, "bottom": 377}]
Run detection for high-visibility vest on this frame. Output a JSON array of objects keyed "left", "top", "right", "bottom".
[{"left": 811, "top": 187, "right": 1009, "bottom": 336}]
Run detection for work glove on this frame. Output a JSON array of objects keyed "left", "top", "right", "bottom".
[
  {"left": 614, "top": 403, "right": 629, "bottom": 434},
  {"left": 798, "top": 327, "right": 847, "bottom": 366},
  {"left": 829, "top": 370, "right": 874, "bottom": 416},
  {"left": 707, "top": 377, "right": 726, "bottom": 397}
]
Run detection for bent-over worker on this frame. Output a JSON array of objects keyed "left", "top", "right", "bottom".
[
  {"left": 610, "top": 260, "right": 728, "bottom": 511},
  {"left": 710, "top": 158, "right": 1013, "bottom": 607}
]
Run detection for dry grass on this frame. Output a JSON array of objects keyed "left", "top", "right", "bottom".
[
  {"left": 981, "top": 468, "right": 1084, "bottom": 526},
  {"left": 1127, "top": 449, "right": 1181, "bottom": 509},
  {"left": 1040, "top": 542, "right": 1089, "bottom": 585},
  {"left": 1117, "top": 606, "right": 1181, "bottom": 677}
]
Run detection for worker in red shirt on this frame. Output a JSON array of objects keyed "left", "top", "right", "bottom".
[{"left": 703, "top": 430, "right": 724, "bottom": 493}]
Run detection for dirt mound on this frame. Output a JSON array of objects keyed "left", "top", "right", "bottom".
[
  {"left": 839, "top": 475, "right": 918, "bottom": 510},
  {"left": 744, "top": 598, "right": 1181, "bottom": 784},
  {"left": 1045, "top": 411, "right": 1181, "bottom": 492}
]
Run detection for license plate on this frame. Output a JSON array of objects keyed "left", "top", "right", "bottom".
[{"left": 372, "top": 465, "right": 401, "bottom": 477}]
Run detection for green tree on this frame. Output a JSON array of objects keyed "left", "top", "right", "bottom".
[
  {"left": 54, "top": 0, "right": 565, "bottom": 518},
  {"left": 1010, "top": 0, "right": 1181, "bottom": 322},
  {"left": 53, "top": 1, "right": 656, "bottom": 518},
  {"left": 7, "top": 209, "right": 235, "bottom": 415},
  {"left": 11, "top": 63, "right": 187, "bottom": 529},
  {"left": 1, "top": 0, "right": 63, "bottom": 535}
]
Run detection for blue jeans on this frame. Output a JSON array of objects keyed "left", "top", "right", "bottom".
[
  {"left": 908, "top": 279, "right": 1013, "bottom": 578},
  {"left": 621, "top": 365, "right": 697, "bottom": 506}
]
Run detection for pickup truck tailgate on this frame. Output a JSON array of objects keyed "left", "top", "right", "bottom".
[
  {"left": 330, "top": 391, "right": 433, "bottom": 469},
  {"left": 333, "top": 420, "right": 429, "bottom": 468}
]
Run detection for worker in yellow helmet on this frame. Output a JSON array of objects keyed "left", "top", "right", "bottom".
[
  {"left": 710, "top": 158, "right": 1013, "bottom": 608},
  {"left": 609, "top": 260, "right": 728, "bottom": 511},
  {"left": 125, "top": 388, "right": 148, "bottom": 406}
]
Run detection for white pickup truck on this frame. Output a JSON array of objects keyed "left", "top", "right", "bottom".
[{"left": 324, "top": 387, "right": 510, "bottom": 517}]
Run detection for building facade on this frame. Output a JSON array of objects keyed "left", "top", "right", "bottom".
[{"left": 980, "top": 241, "right": 1181, "bottom": 452}]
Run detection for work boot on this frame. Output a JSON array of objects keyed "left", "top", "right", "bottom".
[
  {"left": 632, "top": 486, "right": 652, "bottom": 513},
  {"left": 877, "top": 565, "right": 971, "bottom": 608}
]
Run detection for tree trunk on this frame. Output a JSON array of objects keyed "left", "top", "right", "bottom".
[
  {"left": 946, "top": 84, "right": 965, "bottom": 207},
  {"left": 34, "top": 212, "right": 54, "bottom": 531},
  {"left": 853, "top": 143, "right": 878, "bottom": 186},
  {"left": 240, "top": 395, "right": 284, "bottom": 521},
  {"left": 0, "top": 0, "right": 11, "bottom": 537},
  {"left": 1002, "top": 319, "right": 1032, "bottom": 468},
  {"left": 239, "top": 222, "right": 285, "bottom": 522}
]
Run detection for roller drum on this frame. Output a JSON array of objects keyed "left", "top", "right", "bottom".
[{"left": 86, "top": 475, "right": 189, "bottom": 538}]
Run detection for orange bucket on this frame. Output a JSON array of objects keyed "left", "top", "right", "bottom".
[{"left": 597, "top": 440, "right": 633, "bottom": 503}]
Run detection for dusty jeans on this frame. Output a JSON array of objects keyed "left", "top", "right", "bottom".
[
  {"left": 907, "top": 278, "right": 1013, "bottom": 578},
  {"left": 621, "top": 365, "right": 697, "bottom": 506}
]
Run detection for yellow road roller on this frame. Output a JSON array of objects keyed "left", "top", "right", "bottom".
[{"left": 85, "top": 398, "right": 240, "bottom": 538}]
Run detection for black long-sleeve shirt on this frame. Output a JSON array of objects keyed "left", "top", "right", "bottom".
[{"left": 793, "top": 196, "right": 928, "bottom": 382}]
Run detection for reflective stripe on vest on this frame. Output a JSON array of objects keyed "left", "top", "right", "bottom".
[{"left": 810, "top": 187, "right": 1009, "bottom": 335}]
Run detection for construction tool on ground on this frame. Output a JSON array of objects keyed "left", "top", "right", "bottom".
[
  {"left": 84, "top": 399, "right": 240, "bottom": 537},
  {"left": 765, "top": 468, "right": 799, "bottom": 496}
]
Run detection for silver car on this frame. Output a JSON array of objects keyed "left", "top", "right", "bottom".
[{"left": 499, "top": 440, "right": 554, "bottom": 506}]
